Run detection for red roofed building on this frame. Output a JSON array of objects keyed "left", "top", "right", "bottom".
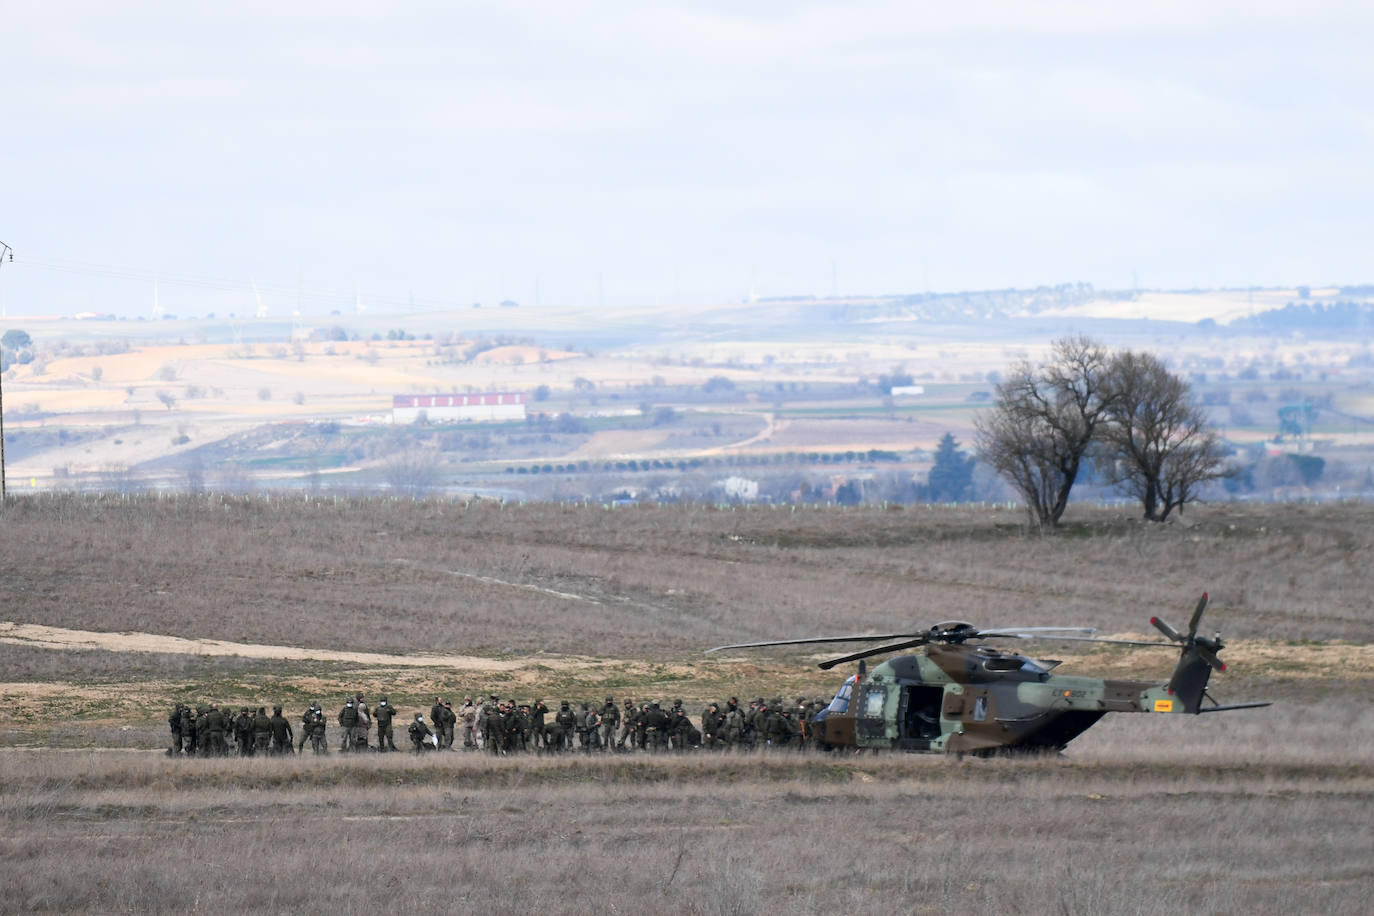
[{"left": 393, "top": 392, "right": 526, "bottom": 424}]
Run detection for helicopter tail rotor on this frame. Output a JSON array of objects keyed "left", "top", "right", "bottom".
[{"left": 1154, "top": 593, "right": 1228, "bottom": 713}]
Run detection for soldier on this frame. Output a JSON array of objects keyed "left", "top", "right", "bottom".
[
  {"left": 269, "top": 706, "right": 294, "bottom": 755},
  {"left": 374, "top": 696, "right": 399, "bottom": 752},
  {"left": 721, "top": 701, "right": 745, "bottom": 750},
  {"left": 338, "top": 699, "right": 358, "bottom": 752},
  {"left": 297, "top": 702, "right": 320, "bottom": 753},
  {"left": 308, "top": 707, "right": 329, "bottom": 754},
  {"left": 441, "top": 701, "right": 456, "bottom": 750},
  {"left": 515, "top": 704, "right": 533, "bottom": 752},
  {"left": 529, "top": 700, "right": 549, "bottom": 750},
  {"left": 670, "top": 708, "right": 699, "bottom": 750},
  {"left": 574, "top": 702, "right": 590, "bottom": 749},
  {"left": 599, "top": 697, "right": 620, "bottom": 751},
  {"left": 167, "top": 704, "right": 184, "bottom": 756},
  {"left": 460, "top": 697, "right": 477, "bottom": 749},
  {"left": 554, "top": 701, "right": 576, "bottom": 752},
  {"left": 354, "top": 693, "right": 372, "bottom": 751},
  {"left": 644, "top": 702, "right": 671, "bottom": 752},
  {"left": 616, "top": 699, "right": 637, "bottom": 750},
  {"left": 235, "top": 707, "right": 254, "bottom": 757},
  {"left": 430, "top": 697, "right": 445, "bottom": 744},
  {"left": 486, "top": 703, "right": 508, "bottom": 755},
  {"left": 203, "top": 703, "right": 228, "bottom": 756},
  {"left": 475, "top": 697, "right": 489, "bottom": 751},
  {"left": 701, "top": 702, "right": 725, "bottom": 750},
  {"left": 252, "top": 706, "right": 272, "bottom": 754},
  {"left": 583, "top": 703, "right": 602, "bottom": 751},
  {"left": 180, "top": 704, "right": 198, "bottom": 757},
  {"left": 408, "top": 713, "right": 434, "bottom": 752}
]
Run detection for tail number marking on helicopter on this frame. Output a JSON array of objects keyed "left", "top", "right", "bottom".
[{"left": 1153, "top": 699, "right": 1174, "bottom": 712}]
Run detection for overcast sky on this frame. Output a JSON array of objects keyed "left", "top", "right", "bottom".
[{"left": 2, "top": 1, "right": 1371, "bottom": 318}]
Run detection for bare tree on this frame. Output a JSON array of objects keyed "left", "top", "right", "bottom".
[
  {"left": 975, "top": 336, "right": 1114, "bottom": 527},
  {"left": 383, "top": 450, "right": 442, "bottom": 497},
  {"left": 1100, "top": 350, "right": 1229, "bottom": 521}
]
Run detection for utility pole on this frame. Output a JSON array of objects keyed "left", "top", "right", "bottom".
[{"left": 0, "top": 240, "right": 12, "bottom": 501}]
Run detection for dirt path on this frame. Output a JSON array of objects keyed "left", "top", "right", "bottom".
[{"left": 0, "top": 621, "right": 570, "bottom": 671}]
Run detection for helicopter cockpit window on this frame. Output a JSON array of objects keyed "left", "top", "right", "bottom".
[
  {"left": 826, "top": 681, "right": 853, "bottom": 714},
  {"left": 862, "top": 687, "right": 886, "bottom": 718}
]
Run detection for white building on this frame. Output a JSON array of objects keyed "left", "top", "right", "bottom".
[{"left": 392, "top": 392, "right": 526, "bottom": 424}]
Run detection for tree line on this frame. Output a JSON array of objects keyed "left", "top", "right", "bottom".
[{"left": 975, "top": 336, "right": 1228, "bottom": 527}]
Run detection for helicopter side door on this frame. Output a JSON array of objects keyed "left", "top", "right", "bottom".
[{"left": 897, "top": 684, "right": 946, "bottom": 751}]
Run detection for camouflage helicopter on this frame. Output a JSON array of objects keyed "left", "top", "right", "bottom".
[{"left": 707, "top": 594, "right": 1269, "bottom": 755}]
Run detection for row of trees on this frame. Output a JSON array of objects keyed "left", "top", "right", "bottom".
[{"left": 975, "top": 336, "right": 1228, "bottom": 526}]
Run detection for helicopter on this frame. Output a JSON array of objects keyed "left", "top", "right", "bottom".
[{"left": 706, "top": 594, "right": 1270, "bottom": 755}]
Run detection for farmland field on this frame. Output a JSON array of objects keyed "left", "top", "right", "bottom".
[{"left": 0, "top": 495, "right": 1371, "bottom": 914}]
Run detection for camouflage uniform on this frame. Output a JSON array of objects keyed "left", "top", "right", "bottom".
[
  {"left": 253, "top": 707, "right": 273, "bottom": 753},
  {"left": 460, "top": 699, "right": 477, "bottom": 748},
  {"left": 700, "top": 703, "right": 725, "bottom": 749},
  {"left": 308, "top": 708, "right": 328, "bottom": 754},
  {"left": 616, "top": 700, "right": 637, "bottom": 749},
  {"left": 168, "top": 704, "right": 184, "bottom": 756},
  {"left": 297, "top": 703, "right": 319, "bottom": 752},
  {"left": 338, "top": 701, "right": 358, "bottom": 752},
  {"left": 599, "top": 698, "right": 620, "bottom": 751},
  {"left": 644, "top": 703, "right": 671, "bottom": 752},
  {"left": 408, "top": 714, "right": 434, "bottom": 752},
  {"left": 203, "top": 705, "right": 227, "bottom": 756},
  {"left": 529, "top": 700, "right": 549, "bottom": 750},
  {"left": 269, "top": 707, "right": 294, "bottom": 754},
  {"left": 235, "top": 708, "right": 254, "bottom": 756},
  {"left": 374, "top": 698, "right": 399, "bottom": 752}
]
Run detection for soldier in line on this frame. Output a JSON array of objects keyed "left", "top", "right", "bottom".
[
  {"left": 338, "top": 699, "right": 358, "bottom": 752},
  {"left": 203, "top": 703, "right": 228, "bottom": 756},
  {"left": 165, "top": 687, "right": 841, "bottom": 759},
  {"left": 460, "top": 697, "right": 477, "bottom": 749},
  {"left": 307, "top": 706, "right": 328, "bottom": 754},
  {"left": 167, "top": 704, "right": 184, "bottom": 756},
  {"left": 269, "top": 706, "right": 294, "bottom": 755},
  {"left": 430, "top": 697, "right": 446, "bottom": 747},
  {"left": 374, "top": 696, "right": 399, "bottom": 752},
  {"left": 599, "top": 697, "right": 620, "bottom": 751},
  {"left": 253, "top": 706, "right": 273, "bottom": 754},
  {"left": 700, "top": 702, "right": 724, "bottom": 749},
  {"left": 553, "top": 701, "right": 575, "bottom": 751},
  {"left": 441, "top": 701, "right": 456, "bottom": 749},
  {"left": 582, "top": 703, "right": 602, "bottom": 750},
  {"left": 616, "top": 699, "right": 637, "bottom": 750},
  {"left": 297, "top": 702, "right": 320, "bottom": 753},
  {"left": 235, "top": 707, "right": 254, "bottom": 757},
  {"left": 354, "top": 693, "right": 372, "bottom": 751}
]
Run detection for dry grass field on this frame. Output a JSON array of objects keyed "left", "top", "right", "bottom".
[{"left": 1, "top": 495, "right": 1371, "bottom": 914}]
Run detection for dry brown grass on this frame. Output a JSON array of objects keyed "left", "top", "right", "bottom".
[
  {"left": 0, "top": 494, "right": 1370, "bottom": 913},
  {"left": 1, "top": 726, "right": 1369, "bottom": 916},
  {"left": 2, "top": 495, "right": 1371, "bottom": 655}
]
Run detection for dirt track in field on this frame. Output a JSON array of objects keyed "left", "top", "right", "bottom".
[{"left": 0, "top": 621, "right": 549, "bottom": 671}]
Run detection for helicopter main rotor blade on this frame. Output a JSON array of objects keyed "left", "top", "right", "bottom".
[
  {"left": 705, "top": 634, "right": 921, "bottom": 654},
  {"left": 817, "top": 637, "right": 931, "bottom": 670},
  {"left": 1187, "top": 593, "right": 1209, "bottom": 637},
  {"left": 977, "top": 627, "right": 1099, "bottom": 639},
  {"left": 993, "top": 634, "right": 1175, "bottom": 647}
]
